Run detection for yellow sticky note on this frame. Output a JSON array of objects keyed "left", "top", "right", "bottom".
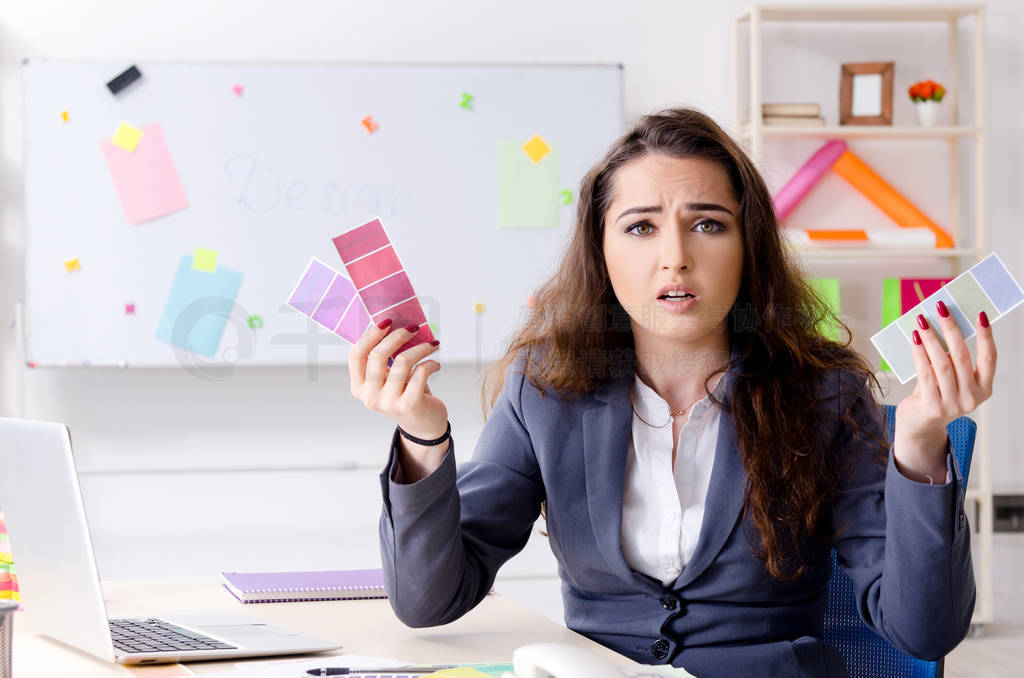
[
  {"left": 473, "top": 302, "right": 485, "bottom": 314},
  {"left": 64, "top": 258, "right": 81, "bottom": 273},
  {"left": 425, "top": 670, "right": 492, "bottom": 678},
  {"left": 61, "top": 110, "right": 70, "bottom": 122},
  {"left": 192, "top": 248, "right": 218, "bottom": 272},
  {"left": 112, "top": 122, "right": 143, "bottom": 152},
  {"left": 522, "top": 134, "right": 551, "bottom": 164}
]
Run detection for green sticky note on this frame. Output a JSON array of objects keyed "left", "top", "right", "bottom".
[
  {"left": 498, "top": 139, "right": 560, "bottom": 230},
  {"left": 808, "top": 277, "right": 840, "bottom": 341},
  {"left": 192, "top": 248, "right": 218, "bottom": 273},
  {"left": 880, "top": 278, "right": 901, "bottom": 371}
]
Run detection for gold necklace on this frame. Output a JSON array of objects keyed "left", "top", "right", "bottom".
[{"left": 629, "top": 391, "right": 695, "bottom": 429}]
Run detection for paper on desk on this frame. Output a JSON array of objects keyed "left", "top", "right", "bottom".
[
  {"left": 184, "top": 654, "right": 412, "bottom": 676},
  {"left": 126, "top": 663, "right": 195, "bottom": 677},
  {"left": 622, "top": 666, "right": 697, "bottom": 678}
]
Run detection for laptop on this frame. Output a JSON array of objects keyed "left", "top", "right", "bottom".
[{"left": 0, "top": 417, "right": 341, "bottom": 665}]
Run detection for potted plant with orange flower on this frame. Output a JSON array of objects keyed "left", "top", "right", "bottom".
[{"left": 909, "top": 79, "right": 946, "bottom": 126}]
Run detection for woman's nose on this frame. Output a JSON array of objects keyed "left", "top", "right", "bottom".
[{"left": 660, "top": 228, "right": 690, "bottom": 270}]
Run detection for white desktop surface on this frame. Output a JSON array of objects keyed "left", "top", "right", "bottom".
[{"left": 11, "top": 577, "right": 638, "bottom": 676}]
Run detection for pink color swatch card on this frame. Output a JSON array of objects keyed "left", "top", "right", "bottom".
[
  {"left": 99, "top": 122, "right": 189, "bottom": 225},
  {"left": 332, "top": 217, "right": 435, "bottom": 354},
  {"left": 286, "top": 257, "right": 371, "bottom": 343}
]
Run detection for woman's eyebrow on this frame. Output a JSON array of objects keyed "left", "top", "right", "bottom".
[
  {"left": 615, "top": 205, "right": 661, "bottom": 222},
  {"left": 685, "top": 202, "right": 734, "bottom": 216},
  {"left": 616, "top": 202, "right": 734, "bottom": 223}
]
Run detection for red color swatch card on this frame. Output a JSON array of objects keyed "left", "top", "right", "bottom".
[{"left": 332, "top": 217, "right": 436, "bottom": 354}]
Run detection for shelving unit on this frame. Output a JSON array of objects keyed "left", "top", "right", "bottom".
[
  {"left": 755, "top": 125, "right": 982, "bottom": 139},
  {"left": 732, "top": 4, "right": 992, "bottom": 627}
]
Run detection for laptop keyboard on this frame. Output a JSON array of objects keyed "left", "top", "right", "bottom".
[{"left": 109, "top": 618, "right": 237, "bottom": 654}]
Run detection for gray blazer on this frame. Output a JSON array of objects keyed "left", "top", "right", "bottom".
[{"left": 378, "top": 357, "right": 974, "bottom": 677}]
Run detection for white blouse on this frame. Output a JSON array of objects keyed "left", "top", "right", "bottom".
[{"left": 620, "top": 373, "right": 727, "bottom": 587}]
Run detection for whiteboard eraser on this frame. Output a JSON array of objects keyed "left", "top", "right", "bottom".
[{"left": 106, "top": 65, "right": 142, "bottom": 95}]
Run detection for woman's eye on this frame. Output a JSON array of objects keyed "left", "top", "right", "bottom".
[
  {"left": 694, "top": 219, "right": 725, "bottom": 233},
  {"left": 625, "top": 221, "right": 653, "bottom": 236}
]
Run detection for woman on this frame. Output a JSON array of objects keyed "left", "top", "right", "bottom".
[{"left": 347, "top": 108, "right": 995, "bottom": 677}]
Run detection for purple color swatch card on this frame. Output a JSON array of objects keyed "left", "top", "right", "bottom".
[{"left": 286, "top": 257, "right": 370, "bottom": 343}]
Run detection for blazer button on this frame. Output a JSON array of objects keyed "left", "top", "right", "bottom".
[
  {"left": 659, "top": 596, "right": 678, "bottom": 611},
  {"left": 652, "top": 639, "right": 670, "bottom": 660}
]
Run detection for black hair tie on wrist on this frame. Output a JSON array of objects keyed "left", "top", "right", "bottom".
[{"left": 397, "top": 421, "right": 451, "bottom": 446}]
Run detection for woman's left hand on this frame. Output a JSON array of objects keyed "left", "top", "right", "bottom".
[{"left": 893, "top": 302, "right": 997, "bottom": 482}]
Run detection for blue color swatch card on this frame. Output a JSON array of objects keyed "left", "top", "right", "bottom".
[
  {"left": 872, "top": 252, "right": 1023, "bottom": 384},
  {"left": 155, "top": 254, "right": 243, "bottom": 357}
]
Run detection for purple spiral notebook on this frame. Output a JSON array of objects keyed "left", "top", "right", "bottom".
[{"left": 220, "top": 568, "right": 386, "bottom": 604}]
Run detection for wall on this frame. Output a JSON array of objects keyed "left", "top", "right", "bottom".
[{"left": 1, "top": 0, "right": 1022, "bottom": 626}]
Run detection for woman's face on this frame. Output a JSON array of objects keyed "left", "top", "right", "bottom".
[{"left": 602, "top": 153, "right": 744, "bottom": 349}]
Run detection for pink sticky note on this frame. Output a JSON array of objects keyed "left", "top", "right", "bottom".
[
  {"left": 100, "top": 122, "right": 189, "bottom": 225},
  {"left": 232, "top": 84, "right": 244, "bottom": 97},
  {"left": 900, "top": 278, "right": 952, "bottom": 313}
]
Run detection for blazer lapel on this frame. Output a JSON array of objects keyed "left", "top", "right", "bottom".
[
  {"left": 582, "top": 374, "right": 639, "bottom": 583},
  {"left": 675, "top": 402, "right": 747, "bottom": 589},
  {"left": 581, "top": 355, "right": 748, "bottom": 591}
]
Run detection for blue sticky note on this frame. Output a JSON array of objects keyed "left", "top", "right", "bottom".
[{"left": 156, "top": 254, "right": 243, "bottom": 357}]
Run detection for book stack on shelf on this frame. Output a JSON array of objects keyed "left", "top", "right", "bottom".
[{"left": 749, "top": 103, "right": 826, "bottom": 127}]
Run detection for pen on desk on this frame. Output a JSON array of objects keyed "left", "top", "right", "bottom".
[{"left": 306, "top": 667, "right": 456, "bottom": 676}]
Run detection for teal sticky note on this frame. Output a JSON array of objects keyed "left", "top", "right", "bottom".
[
  {"left": 497, "top": 139, "right": 560, "bottom": 230},
  {"left": 155, "top": 254, "right": 243, "bottom": 357}
]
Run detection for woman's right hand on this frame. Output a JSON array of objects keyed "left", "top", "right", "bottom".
[{"left": 349, "top": 319, "right": 449, "bottom": 477}]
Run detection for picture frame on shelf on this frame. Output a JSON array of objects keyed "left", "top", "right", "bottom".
[{"left": 839, "top": 61, "right": 894, "bottom": 125}]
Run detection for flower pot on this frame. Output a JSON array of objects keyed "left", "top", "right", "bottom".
[{"left": 915, "top": 100, "right": 941, "bottom": 126}]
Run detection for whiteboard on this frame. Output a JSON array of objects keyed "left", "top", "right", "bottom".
[{"left": 23, "top": 60, "right": 622, "bottom": 367}]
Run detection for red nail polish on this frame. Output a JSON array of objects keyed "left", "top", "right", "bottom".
[
  {"left": 916, "top": 314, "right": 929, "bottom": 330},
  {"left": 376, "top": 318, "right": 392, "bottom": 330},
  {"left": 912, "top": 330, "right": 922, "bottom": 345},
  {"left": 936, "top": 300, "right": 949, "bottom": 318},
  {"left": 979, "top": 311, "right": 990, "bottom": 328},
  {"left": 405, "top": 324, "right": 420, "bottom": 333},
  {"left": 430, "top": 340, "right": 440, "bottom": 347}
]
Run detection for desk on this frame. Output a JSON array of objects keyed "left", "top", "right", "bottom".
[{"left": 12, "top": 578, "right": 638, "bottom": 676}]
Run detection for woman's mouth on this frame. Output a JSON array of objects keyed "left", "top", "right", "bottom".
[{"left": 657, "top": 293, "right": 697, "bottom": 313}]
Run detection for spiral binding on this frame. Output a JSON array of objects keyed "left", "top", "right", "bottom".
[{"left": 234, "top": 583, "right": 386, "bottom": 604}]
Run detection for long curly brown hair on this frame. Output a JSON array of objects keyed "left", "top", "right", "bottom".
[{"left": 481, "top": 107, "right": 886, "bottom": 580}]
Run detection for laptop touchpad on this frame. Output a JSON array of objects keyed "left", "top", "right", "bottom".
[{"left": 205, "top": 624, "right": 297, "bottom": 637}]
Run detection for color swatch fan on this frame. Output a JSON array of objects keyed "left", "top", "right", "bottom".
[{"left": 872, "top": 253, "right": 1023, "bottom": 383}]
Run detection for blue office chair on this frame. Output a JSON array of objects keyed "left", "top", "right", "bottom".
[{"left": 823, "top": 404, "right": 976, "bottom": 678}]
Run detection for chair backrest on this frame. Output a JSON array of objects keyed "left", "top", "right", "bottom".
[{"left": 823, "top": 404, "right": 976, "bottom": 678}]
